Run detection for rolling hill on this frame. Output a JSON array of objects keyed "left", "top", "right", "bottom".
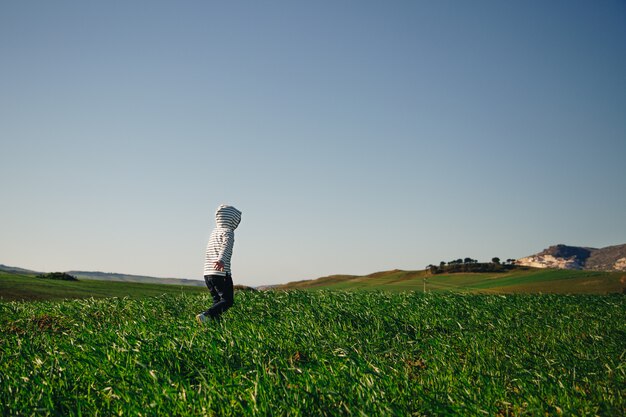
[
  {"left": 0, "top": 271, "right": 206, "bottom": 302},
  {"left": 277, "top": 268, "right": 625, "bottom": 294},
  {"left": 0, "top": 264, "right": 204, "bottom": 287}
]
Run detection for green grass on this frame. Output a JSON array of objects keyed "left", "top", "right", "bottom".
[
  {"left": 280, "top": 268, "right": 625, "bottom": 294},
  {"left": 0, "top": 272, "right": 205, "bottom": 302},
  {"left": 1, "top": 291, "right": 624, "bottom": 416}
]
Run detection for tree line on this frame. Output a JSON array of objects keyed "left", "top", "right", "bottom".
[{"left": 426, "top": 257, "right": 518, "bottom": 274}]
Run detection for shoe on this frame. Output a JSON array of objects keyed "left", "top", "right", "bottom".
[{"left": 196, "top": 313, "right": 208, "bottom": 324}]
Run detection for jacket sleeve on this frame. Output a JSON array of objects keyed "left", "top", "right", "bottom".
[{"left": 217, "top": 230, "right": 234, "bottom": 264}]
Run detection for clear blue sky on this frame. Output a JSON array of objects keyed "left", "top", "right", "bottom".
[{"left": 1, "top": 1, "right": 625, "bottom": 286}]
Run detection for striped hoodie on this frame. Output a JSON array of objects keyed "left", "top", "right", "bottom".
[{"left": 203, "top": 205, "right": 242, "bottom": 276}]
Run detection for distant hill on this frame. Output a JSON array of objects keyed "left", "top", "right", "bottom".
[
  {"left": 516, "top": 244, "right": 626, "bottom": 271},
  {"left": 0, "top": 264, "right": 204, "bottom": 287},
  {"left": 0, "top": 264, "right": 40, "bottom": 275},
  {"left": 67, "top": 271, "right": 205, "bottom": 287}
]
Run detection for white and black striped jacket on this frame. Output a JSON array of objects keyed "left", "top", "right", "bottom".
[{"left": 204, "top": 205, "right": 242, "bottom": 276}]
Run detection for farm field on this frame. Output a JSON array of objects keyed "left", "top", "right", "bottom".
[
  {"left": 279, "top": 268, "right": 625, "bottom": 294},
  {"left": 1, "top": 291, "right": 624, "bottom": 416},
  {"left": 0, "top": 272, "right": 205, "bottom": 302}
]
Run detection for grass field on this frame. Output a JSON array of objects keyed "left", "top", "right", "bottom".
[
  {"left": 1, "top": 290, "right": 624, "bottom": 416},
  {"left": 280, "top": 268, "right": 626, "bottom": 294},
  {"left": 3, "top": 268, "right": 623, "bottom": 304},
  {"left": 0, "top": 272, "right": 205, "bottom": 302}
]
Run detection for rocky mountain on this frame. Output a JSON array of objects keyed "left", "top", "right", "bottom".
[{"left": 516, "top": 244, "right": 626, "bottom": 271}]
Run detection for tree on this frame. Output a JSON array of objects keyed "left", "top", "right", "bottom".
[
  {"left": 36, "top": 272, "right": 78, "bottom": 281},
  {"left": 492, "top": 257, "right": 501, "bottom": 265}
]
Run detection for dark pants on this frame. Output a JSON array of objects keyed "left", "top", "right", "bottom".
[{"left": 203, "top": 274, "right": 234, "bottom": 318}]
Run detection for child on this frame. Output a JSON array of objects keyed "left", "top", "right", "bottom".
[{"left": 196, "top": 204, "right": 242, "bottom": 323}]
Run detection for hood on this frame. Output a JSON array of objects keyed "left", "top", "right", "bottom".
[{"left": 215, "top": 204, "right": 242, "bottom": 230}]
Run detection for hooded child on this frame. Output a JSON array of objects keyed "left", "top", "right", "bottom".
[{"left": 196, "top": 204, "right": 242, "bottom": 323}]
